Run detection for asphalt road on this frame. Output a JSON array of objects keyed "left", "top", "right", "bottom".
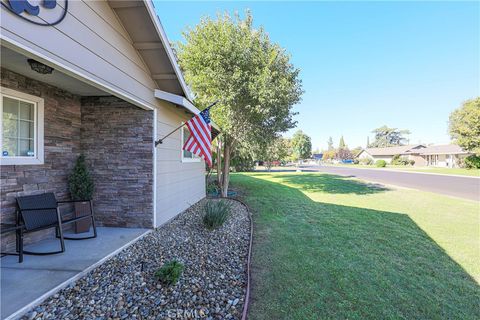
[{"left": 300, "top": 165, "right": 480, "bottom": 201}]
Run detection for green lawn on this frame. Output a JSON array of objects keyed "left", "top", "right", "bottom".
[
  {"left": 330, "top": 164, "right": 480, "bottom": 177},
  {"left": 231, "top": 172, "right": 480, "bottom": 320}
]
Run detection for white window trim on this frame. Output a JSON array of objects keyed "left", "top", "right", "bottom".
[
  {"left": 181, "top": 124, "right": 201, "bottom": 163},
  {"left": 0, "top": 87, "right": 44, "bottom": 165}
]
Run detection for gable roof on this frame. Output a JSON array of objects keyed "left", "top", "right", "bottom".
[
  {"left": 108, "top": 0, "right": 196, "bottom": 111},
  {"left": 420, "top": 144, "right": 470, "bottom": 155},
  {"left": 361, "top": 145, "right": 425, "bottom": 156}
]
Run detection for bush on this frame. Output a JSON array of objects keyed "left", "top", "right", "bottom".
[
  {"left": 464, "top": 155, "right": 480, "bottom": 169},
  {"left": 359, "top": 158, "right": 373, "bottom": 165},
  {"left": 391, "top": 154, "right": 410, "bottom": 166},
  {"left": 69, "top": 154, "right": 94, "bottom": 200},
  {"left": 353, "top": 159, "right": 359, "bottom": 164},
  {"left": 409, "top": 159, "right": 415, "bottom": 166},
  {"left": 155, "top": 260, "right": 184, "bottom": 285},
  {"left": 206, "top": 180, "right": 218, "bottom": 196},
  {"left": 376, "top": 160, "right": 387, "bottom": 167},
  {"left": 203, "top": 200, "right": 231, "bottom": 230}
]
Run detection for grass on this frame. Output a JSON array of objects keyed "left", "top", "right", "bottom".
[
  {"left": 202, "top": 199, "right": 231, "bottom": 230},
  {"left": 330, "top": 163, "right": 480, "bottom": 177},
  {"left": 230, "top": 172, "right": 480, "bottom": 320}
]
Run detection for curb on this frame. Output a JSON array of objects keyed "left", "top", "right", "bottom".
[
  {"left": 321, "top": 165, "right": 480, "bottom": 179},
  {"left": 208, "top": 196, "right": 253, "bottom": 320}
]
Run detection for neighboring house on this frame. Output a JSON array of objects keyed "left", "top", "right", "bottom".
[
  {"left": 357, "top": 145, "right": 426, "bottom": 166},
  {"left": 0, "top": 1, "right": 215, "bottom": 250},
  {"left": 419, "top": 144, "right": 471, "bottom": 168}
]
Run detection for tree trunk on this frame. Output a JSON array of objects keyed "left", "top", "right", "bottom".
[
  {"left": 220, "top": 142, "right": 231, "bottom": 197},
  {"left": 216, "top": 138, "right": 222, "bottom": 188}
]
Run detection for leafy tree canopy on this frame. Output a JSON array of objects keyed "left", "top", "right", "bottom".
[
  {"left": 176, "top": 11, "right": 303, "bottom": 149},
  {"left": 291, "top": 130, "right": 312, "bottom": 160},
  {"left": 339, "top": 136, "right": 346, "bottom": 149},
  {"left": 370, "top": 125, "right": 411, "bottom": 147},
  {"left": 327, "top": 137, "right": 334, "bottom": 151},
  {"left": 449, "top": 98, "right": 480, "bottom": 154}
]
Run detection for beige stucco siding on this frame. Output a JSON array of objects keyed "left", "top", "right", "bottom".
[
  {"left": 155, "top": 103, "right": 206, "bottom": 227},
  {"left": 0, "top": 0, "right": 160, "bottom": 110}
]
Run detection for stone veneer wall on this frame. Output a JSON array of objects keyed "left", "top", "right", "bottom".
[
  {"left": 81, "top": 97, "right": 153, "bottom": 228},
  {"left": 0, "top": 68, "right": 82, "bottom": 250},
  {"left": 1, "top": 69, "right": 154, "bottom": 251}
]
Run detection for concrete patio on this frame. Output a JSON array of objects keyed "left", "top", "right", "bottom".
[{"left": 0, "top": 227, "right": 150, "bottom": 320}]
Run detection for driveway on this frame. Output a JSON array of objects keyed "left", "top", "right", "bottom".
[{"left": 300, "top": 165, "right": 479, "bottom": 201}]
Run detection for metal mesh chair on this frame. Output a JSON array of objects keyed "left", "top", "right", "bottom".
[{"left": 16, "top": 193, "right": 97, "bottom": 255}]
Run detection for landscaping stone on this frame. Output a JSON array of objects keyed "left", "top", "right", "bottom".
[{"left": 20, "top": 198, "right": 250, "bottom": 320}]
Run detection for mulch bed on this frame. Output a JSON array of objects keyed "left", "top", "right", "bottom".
[{"left": 22, "top": 198, "right": 250, "bottom": 320}]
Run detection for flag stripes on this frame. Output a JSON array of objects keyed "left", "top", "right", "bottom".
[{"left": 182, "top": 107, "right": 212, "bottom": 167}]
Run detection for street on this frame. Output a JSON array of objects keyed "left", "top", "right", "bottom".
[{"left": 300, "top": 165, "right": 480, "bottom": 201}]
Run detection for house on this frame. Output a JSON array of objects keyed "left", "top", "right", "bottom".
[
  {"left": 356, "top": 145, "right": 426, "bottom": 166},
  {"left": 0, "top": 0, "right": 214, "bottom": 250},
  {"left": 419, "top": 144, "right": 471, "bottom": 168}
]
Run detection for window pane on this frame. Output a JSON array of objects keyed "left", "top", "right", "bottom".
[
  {"left": 2, "top": 118, "right": 17, "bottom": 138},
  {"left": 19, "top": 120, "right": 34, "bottom": 139},
  {"left": 19, "top": 139, "right": 34, "bottom": 156},
  {"left": 19, "top": 101, "right": 34, "bottom": 120},
  {"left": 3, "top": 97, "right": 18, "bottom": 119},
  {"left": 3, "top": 137, "right": 17, "bottom": 156},
  {"left": 184, "top": 149, "right": 193, "bottom": 158}
]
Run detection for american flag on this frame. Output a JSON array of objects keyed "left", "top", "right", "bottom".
[{"left": 183, "top": 107, "right": 212, "bottom": 167}]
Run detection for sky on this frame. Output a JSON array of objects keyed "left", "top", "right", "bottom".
[{"left": 154, "top": 1, "right": 479, "bottom": 151}]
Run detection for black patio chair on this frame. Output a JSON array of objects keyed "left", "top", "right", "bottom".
[{"left": 16, "top": 193, "right": 97, "bottom": 255}]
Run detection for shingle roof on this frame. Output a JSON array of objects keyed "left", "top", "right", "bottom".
[
  {"left": 419, "top": 144, "right": 470, "bottom": 155},
  {"left": 360, "top": 145, "right": 425, "bottom": 156}
]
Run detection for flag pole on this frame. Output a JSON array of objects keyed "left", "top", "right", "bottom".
[{"left": 154, "top": 100, "right": 219, "bottom": 147}]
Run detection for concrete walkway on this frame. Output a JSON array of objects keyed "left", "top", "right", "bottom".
[
  {"left": 300, "top": 165, "right": 480, "bottom": 201},
  {"left": 1, "top": 227, "right": 149, "bottom": 320}
]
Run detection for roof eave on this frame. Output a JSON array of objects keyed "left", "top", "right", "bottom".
[{"left": 143, "top": 0, "right": 193, "bottom": 102}]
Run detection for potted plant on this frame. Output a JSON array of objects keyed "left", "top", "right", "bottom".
[{"left": 69, "top": 154, "right": 94, "bottom": 233}]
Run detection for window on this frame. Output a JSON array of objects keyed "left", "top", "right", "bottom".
[
  {"left": 0, "top": 87, "right": 44, "bottom": 165},
  {"left": 181, "top": 125, "right": 200, "bottom": 162}
]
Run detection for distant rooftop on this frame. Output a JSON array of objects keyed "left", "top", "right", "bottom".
[
  {"left": 362, "top": 145, "right": 425, "bottom": 156},
  {"left": 420, "top": 144, "right": 470, "bottom": 155}
]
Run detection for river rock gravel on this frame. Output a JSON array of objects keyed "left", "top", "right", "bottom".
[{"left": 21, "top": 198, "right": 250, "bottom": 320}]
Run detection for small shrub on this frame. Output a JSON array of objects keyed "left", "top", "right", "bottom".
[
  {"left": 391, "top": 154, "right": 410, "bottom": 166},
  {"left": 203, "top": 200, "right": 231, "bottom": 230},
  {"left": 353, "top": 159, "right": 359, "bottom": 164},
  {"left": 155, "top": 260, "right": 184, "bottom": 285},
  {"left": 376, "top": 160, "right": 387, "bottom": 167},
  {"left": 206, "top": 180, "right": 218, "bottom": 195},
  {"left": 464, "top": 155, "right": 480, "bottom": 169},
  {"left": 409, "top": 159, "right": 415, "bottom": 166}
]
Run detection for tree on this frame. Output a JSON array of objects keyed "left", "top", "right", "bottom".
[
  {"left": 69, "top": 154, "right": 94, "bottom": 200},
  {"left": 338, "top": 136, "right": 346, "bottom": 149},
  {"left": 327, "top": 137, "right": 334, "bottom": 151},
  {"left": 449, "top": 98, "right": 480, "bottom": 154},
  {"left": 291, "top": 130, "right": 312, "bottom": 160},
  {"left": 177, "top": 11, "right": 303, "bottom": 196},
  {"left": 261, "top": 137, "right": 290, "bottom": 170},
  {"left": 336, "top": 148, "right": 353, "bottom": 160},
  {"left": 370, "top": 126, "right": 411, "bottom": 147}
]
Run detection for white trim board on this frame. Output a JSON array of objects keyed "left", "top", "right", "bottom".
[{"left": 154, "top": 89, "right": 199, "bottom": 115}]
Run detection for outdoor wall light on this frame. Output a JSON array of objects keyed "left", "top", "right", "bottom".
[{"left": 27, "top": 59, "right": 54, "bottom": 74}]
